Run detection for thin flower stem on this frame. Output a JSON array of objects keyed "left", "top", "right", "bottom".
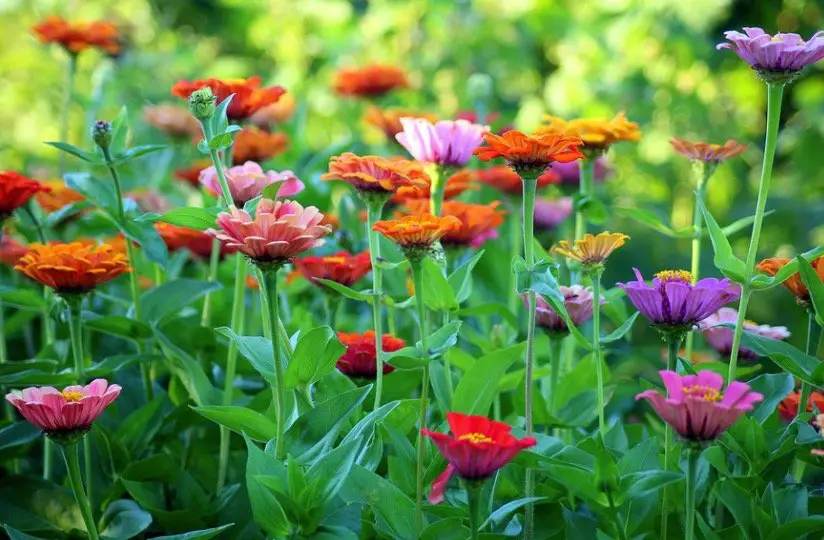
[
  {"left": 61, "top": 441, "right": 100, "bottom": 540},
  {"left": 521, "top": 173, "right": 538, "bottom": 540},
  {"left": 201, "top": 238, "right": 222, "bottom": 327},
  {"left": 466, "top": 482, "right": 482, "bottom": 540},
  {"left": 261, "top": 267, "right": 286, "bottom": 461},
  {"left": 67, "top": 298, "right": 94, "bottom": 504},
  {"left": 685, "top": 448, "right": 699, "bottom": 540},
  {"left": 548, "top": 337, "right": 560, "bottom": 418},
  {"left": 797, "top": 312, "right": 822, "bottom": 423},
  {"left": 661, "top": 337, "right": 682, "bottom": 540},
  {"left": 684, "top": 166, "right": 712, "bottom": 363},
  {"left": 58, "top": 54, "right": 77, "bottom": 174},
  {"left": 411, "top": 261, "right": 430, "bottom": 535},
  {"left": 727, "top": 82, "right": 784, "bottom": 383},
  {"left": 365, "top": 199, "right": 387, "bottom": 409},
  {"left": 507, "top": 198, "right": 523, "bottom": 318},
  {"left": 430, "top": 165, "right": 450, "bottom": 216},
  {"left": 591, "top": 268, "right": 606, "bottom": 436}
]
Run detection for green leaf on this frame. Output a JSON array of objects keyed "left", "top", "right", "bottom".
[
  {"left": 284, "top": 326, "right": 345, "bottom": 389},
  {"left": 211, "top": 95, "right": 235, "bottom": 136},
  {"left": 614, "top": 206, "right": 678, "bottom": 237},
  {"left": 243, "top": 434, "right": 290, "bottom": 538},
  {"left": 44, "top": 201, "right": 91, "bottom": 226},
  {"left": 66, "top": 173, "right": 118, "bottom": 213},
  {"left": 600, "top": 311, "right": 640, "bottom": 344},
  {"left": 0, "top": 290, "right": 46, "bottom": 311},
  {"left": 153, "top": 325, "right": 221, "bottom": 406},
  {"left": 480, "top": 497, "right": 546, "bottom": 530},
  {"left": 156, "top": 207, "right": 220, "bottom": 230},
  {"left": 766, "top": 518, "right": 824, "bottom": 540},
  {"left": 421, "top": 518, "right": 469, "bottom": 540},
  {"left": 83, "top": 314, "right": 152, "bottom": 341},
  {"left": 44, "top": 141, "right": 99, "bottom": 162},
  {"left": 216, "top": 327, "right": 276, "bottom": 383},
  {"left": 453, "top": 342, "right": 526, "bottom": 416},
  {"left": 208, "top": 132, "right": 236, "bottom": 150},
  {"left": 116, "top": 218, "right": 169, "bottom": 267},
  {"left": 141, "top": 279, "right": 222, "bottom": 323},
  {"left": 747, "top": 373, "right": 794, "bottom": 423},
  {"left": 3, "top": 526, "right": 44, "bottom": 540},
  {"left": 193, "top": 405, "right": 277, "bottom": 441},
  {"left": 423, "top": 320, "right": 462, "bottom": 358},
  {"left": 715, "top": 479, "right": 756, "bottom": 538},
  {"left": 719, "top": 211, "right": 773, "bottom": 237},
  {"left": 152, "top": 524, "right": 235, "bottom": 539},
  {"left": 113, "top": 144, "right": 166, "bottom": 164},
  {"left": 0, "top": 423, "right": 40, "bottom": 458},
  {"left": 456, "top": 302, "right": 517, "bottom": 329},
  {"left": 728, "top": 324, "right": 823, "bottom": 385},
  {"left": 798, "top": 255, "right": 824, "bottom": 324},
  {"left": 422, "top": 257, "right": 458, "bottom": 312},
  {"left": 315, "top": 279, "right": 372, "bottom": 303},
  {"left": 751, "top": 246, "right": 824, "bottom": 289},
  {"left": 99, "top": 499, "right": 153, "bottom": 540},
  {"left": 339, "top": 465, "right": 417, "bottom": 540},
  {"left": 697, "top": 199, "right": 747, "bottom": 282},
  {"left": 448, "top": 249, "right": 485, "bottom": 304},
  {"left": 302, "top": 440, "right": 361, "bottom": 507},
  {"left": 621, "top": 470, "right": 682, "bottom": 501}
]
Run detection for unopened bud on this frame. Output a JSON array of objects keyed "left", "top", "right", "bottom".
[
  {"left": 189, "top": 87, "right": 216, "bottom": 120},
  {"left": 91, "top": 120, "right": 112, "bottom": 149},
  {"left": 467, "top": 73, "right": 493, "bottom": 103}
]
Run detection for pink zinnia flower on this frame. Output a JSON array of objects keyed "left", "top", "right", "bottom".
[
  {"left": 5, "top": 379, "right": 121, "bottom": 439},
  {"left": 698, "top": 307, "right": 790, "bottom": 362},
  {"left": 199, "top": 161, "right": 304, "bottom": 206},
  {"left": 207, "top": 199, "right": 331, "bottom": 265},
  {"left": 527, "top": 285, "right": 603, "bottom": 334},
  {"left": 534, "top": 197, "right": 573, "bottom": 231},
  {"left": 396, "top": 118, "right": 488, "bottom": 168},
  {"left": 636, "top": 370, "right": 763, "bottom": 442},
  {"left": 717, "top": 28, "right": 824, "bottom": 73}
]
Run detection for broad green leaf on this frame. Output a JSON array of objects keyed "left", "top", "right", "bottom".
[
  {"left": 719, "top": 211, "right": 773, "bottom": 237},
  {"left": 216, "top": 327, "right": 276, "bottom": 383},
  {"left": 448, "top": 249, "right": 485, "bottom": 304},
  {"left": 66, "top": 173, "right": 118, "bottom": 213},
  {"left": 113, "top": 144, "right": 166, "bottom": 164},
  {"left": 302, "top": 440, "right": 361, "bottom": 507},
  {"left": 339, "top": 465, "right": 417, "bottom": 540},
  {"left": 153, "top": 325, "right": 221, "bottom": 406},
  {"left": 315, "top": 279, "right": 372, "bottom": 302},
  {"left": 751, "top": 246, "right": 824, "bottom": 289},
  {"left": 211, "top": 95, "right": 235, "bottom": 136},
  {"left": 82, "top": 314, "right": 152, "bottom": 341},
  {"left": 0, "top": 423, "right": 40, "bottom": 459},
  {"left": 193, "top": 405, "right": 277, "bottom": 441},
  {"left": 600, "top": 311, "right": 640, "bottom": 344},
  {"left": 798, "top": 255, "right": 824, "bottom": 325},
  {"left": 99, "top": 499, "right": 152, "bottom": 540},
  {"left": 697, "top": 199, "right": 747, "bottom": 282},
  {"left": 208, "top": 132, "right": 236, "bottom": 150},
  {"left": 0, "top": 290, "right": 46, "bottom": 311},
  {"left": 480, "top": 497, "right": 546, "bottom": 530},
  {"left": 152, "top": 524, "right": 235, "bottom": 539},
  {"left": 284, "top": 326, "right": 345, "bottom": 389},
  {"left": 43, "top": 201, "right": 90, "bottom": 226},
  {"left": 243, "top": 434, "right": 290, "bottom": 539},
  {"left": 453, "top": 342, "right": 526, "bottom": 416},
  {"left": 765, "top": 518, "right": 824, "bottom": 540},
  {"left": 729, "top": 324, "right": 823, "bottom": 385},
  {"left": 116, "top": 218, "right": 169, "bottom": 267},
  {"left": 747, "top": 373, "right": 794, "bottom": 423},
  {"left": 423, "top": 320, "right": 462, "bottom": 357},
  {"left": 141, "top": 279, "right": 222, "bottom": 323},
  {"left": 421, "top": 518, "right": 469, "bottom": 540},
  {"left": 715, "top": 479, "right": 756, "bottom": 538},
  {"left": 620, "top": 470, "right": 682, "bottom": 503},
  {"left": 156, "top": 207, "right": 220, "bottom": 230},
  {"left": 422, "top": 257, "right": 458, "bottom": 311},
  {"left": 44, "top": 141, "right": 99, "bottom": 162}
]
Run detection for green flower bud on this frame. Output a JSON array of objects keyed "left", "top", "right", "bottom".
[
  {"left": 91, "top": 120, "right": 112, "bottom": 150},
  {"left": 189, "top": 87, "right": 217, "bottom": 120}
]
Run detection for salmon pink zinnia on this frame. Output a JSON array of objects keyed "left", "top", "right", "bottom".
[{"left": 199, "top": 161, "right": 304, "bottom": 206}]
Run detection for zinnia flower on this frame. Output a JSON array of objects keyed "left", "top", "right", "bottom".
[
  {"left": 206, "top": 199, "right": 331, "bottom": 267},
  {"left": 400, "top": 200, "right": 505, "bottom": 249},
  {"left": 321, "top": 153, "right": 428, "bottom": 196},
  {"left": 553, "top": 232, "right": 629, "bottom": 268},
  {"left": 637, "top": 371, "right": 763, "bottom": 442},
  {"left": 391, "top": 169, "right": 475, "bottom": 205},
  {"left": 779, "top": 390, "right": 824, "bottom": 423},
  {"left": 156, "top": 222, "right": 234, "bottom": 260},
  {"left": 364, "top": 106, "right": 437, "bottom": 140},
  {"left": 174, "top": 161, "right": 211, "bottom": 189},
  {"left": 549, "top": 156, "right": 611, "bottom": 186},
  {"left": 0, "top": 172, "right": 50, "bottom": 220},
  {"left": 0, "top": 236, "right": 28, "bottom": 267},
  {"left": 540, "top": 113, "right": 640, "bottom": 154},
  {"left": 6, "top": 379, "right": 121, "bottom": 443},
  {"left": 530, "top": 285, "right": 602, "bottom": 335},
  {"left": 15, "top": 242, "right": 130, "bottom": 294},
  {"left": 756, "top": 256, "right": 824, "bottom": 307},
  {"left": 249, "top": 93, "right": 297, "bottom": 128},
  {"left": 618, "top": 269, "right": 740, "bottom": 335},
  {"left": 172, "top": 77, "right": 286, "bottom": 121},
  {"left": 336, "top": 331, "right": 406, "bottom": 378},
  {"left": 534, "top": 197, "right": 573, "bottom": 231},
  {"left": 717, "top": 28, "right": 824, "bottom": 79},
  {"left": 126, "top": 189, "right": 171, "bottom": 214},
  {"left": 396, "top": 118, "right": 488, "bottom": 168},
  {"left": 293, "top": 250, "right": 372, "bottom": 287},
  {"left": 32, "top": 17, "right": 123, "bottom": 56},
  {"left": 475, "top": 165, "right": 560, "bottom": 195},
  {"left": 698, "top": 307, "right": 790, "bottom": 361},
  {"left": 670, "top": 137, "right": 747, "bottom": 164},
  {"left": 333, "top": 64, "right": 410, "bottom": 98},
  {"left": 232, "top": 127, "right": 289, "bottom": 164},
  {"left": 199, "top": 161, "right": 304, "bottom": 206},
  {"left": 422, "top": 412, "right": 537, "bottom": 504},
  {"left": 373, "top": 215, "right": 462, "bottom": 261},
  {"left": 34, "top": 180, "right": 84, "bottom": 214},
  {"left": 143, "top": 104, "right": 200, "bottom": 138},
  {"left": 474, "top": 130, "right": 584, "bottom": 176}
]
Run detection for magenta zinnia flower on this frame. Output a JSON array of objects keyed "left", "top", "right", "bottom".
[
  {"left": 534, "top": 197, "right": 573, "bottom": 231},
  {"left": 717, "top": 28, "right": 824, "bottom": 74},
  {"left": 5, "top": 379, "right": 121, "bottom": 442},
  {"left": 200, "top": 161, "right": 304, "bottom": 206},
  {"left": 618, "top": 269, "right": 740, "bottom": 334},
  {"left": 528, "top": 285, "right": 602, "bottom": 334},
  {"left": 207, "top": 199, "right": 331, "bottom": 266},
  {"left": 698, "top": 307, "right": 790, "bottom": 361},
  {"left": 636, "top": 370, "right": 763, "bottom": 442},
  {"left": 396, "top": 118, "right": 488, "bottom": 168}
]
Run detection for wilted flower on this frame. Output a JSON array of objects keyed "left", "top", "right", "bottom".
[
  {"left": 636, "top": 370, "right": 763, "bottom": 442},
  {"left": 15, "top": 242, "right": 131, "bottom": 295},
  {"left": 698, "top": 307, "right": 790, "bottom": 361},
  {"left": 200, "top": 161, "right": 304, "bottom": 206},
  {"left": 474, "top": 130, "right": 584, "bottom": 176},
  {"left": 539, "top": 113, "right": 640, "bottom": 154},
  {"left": 422, "top": 412, "right": 537, "bottom": 503},
  {"left": 392, "top": 169, "right": 475, "bottom": 205},
  {"left": 670, "top": 137, "right": 747, "bottom": 164},
  {"left": 333, "top": 64, "right": 409, "bottom": 98},
  {"left": 156, "top": 222, "right": 234, "bottom": 260},
  {"left": 6, "top": 379, "right": 121, "bottom": 444},
  {"left": 373, "top": 214, "right": 462, "bottom": 261},
  {"left": 293, "top": 250, "right": 372, "bottom": 287},
  {"left": 336, "top": 331, "right": 406, "bottom": 378},
  {"left": 530, "top": 285, "right": 602, "bottom": 335},
  {"left": 232, "top": 127, "right": 289, "bottom": 164},
  {"left": 207, "top": 199, "right": 331, "bottom": 268},
  {"left": 756, "top": 256, "right": 824, "bottom": 308},
  {"left": 32, "top": 17, "right": 122, "bottom": 56},
  {"left": 364, "top": 106, "right": 437, "bottom": 140},
  {"left": 779, "top": 390, "right": 824, "bottom": 423},
  {"left": 475, "top": 165, "right": 560, "bottom": 195},
  {"left": 400, "top": 200, "right": 505, "bottom": 249},
  {"left": 549, "top": 156, "right": 611, "bottom": 186},
  {"left": 396, "top": 118, "right": 488, "bottom": 168},
  {"left": 35, "top": 180, "right": 84, "bottom": 214},
  {"left": 172, "top": 77, "right": 286, "bottom": 121},
  {"left": 534, "top": 197, "right": 573, "bottom": 231},
  {"left": 553, "top": 232, "right": 629, "bottom": 268},
  {"left": 322, "top": 153, "right": 428, "bottom": 197},
  {"left": 174, "top": 161, "right": 212, "bottom": 189},
  {"left": 717, "top": 28, "right": 824, "bottom": 81},
  {"left": 143, "top": 104, "right": 200, "bottom": 138},
  {"left": 0, "top": 172, "right": 50, "bottom": 220}
]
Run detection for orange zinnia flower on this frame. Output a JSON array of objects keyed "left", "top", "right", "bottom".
[
  {"left": 333, "top": 64, "right": 410, "bottom": 98},
  {"left": 0, "top": 172, "right": 50, "bottom": 218},
  {"left": 374, "top": 215, "right": 461, "bottom": 260},
  {"left": 171, "top": 77, "right": 286, "bottom": 121},
  {"left": 756, "top": 256, "right": 824, "bottom": 306},
  {"left": 779, "top": 390, "right": 824, "bottom": 423},
  {"left": 32, "top": 17, "right": 123, "bottom": 56},
  {"left": 392, "top": 168, "right": 475, "bottom": 205},
  {"left": 0, "top": 236, "right": 28, "bottom": 267},
  {"left": 473, "top": 130, "right": 584, "bottom": 175},
  {"left": 249, "top": 93, "right": 297, "bottom": 128},
  {"left": 174, "top": 160, "right": 212, "bottom": 189},
  {"left": 400, "top": 200, "right": 505, "bottom": 249},
  {"left": 670, "top": 137, "right": 747, "bottom": 163},
  {"left": 35, "top": 180, "right": 84, "bottom": 214},
  {"left": 232, "top": 127, "right": 289, "bottom": 164},
  {"left": 553, "top": 232, "right": 629, "bottom": 266},
  {"left": 539, "top": 113, "right": 640, "bottom": 153},
  {"left": 363, "top": 106, "right": 438, "bottom": 139},
  {"left": 15, "top": 242, "right": 131, "bottom": 294},
  {"left": 475, "top": 165, "right": 561, "bottom": 195},
  {"left": 321, "top": 153, "right": 429, "bottom": 195},
  {"left": 293, "top": 250, "right": 372, "bottom": 287},
  {"left": 143, "top": 104, "right": 200, "bottom": 138}
]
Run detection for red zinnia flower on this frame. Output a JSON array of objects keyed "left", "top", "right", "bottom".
[
  {"left": 422, "top": 412, "right": 536, "bottom": 503},
  {"left": 336, "top": 331, "right": 406, "bottom": 378},
  {"left": 293, "top": 250, "right": 372, "bottom": 287},
  {"left": 33, "top": 17, "right": 123, "bottom": 56},
  {"left": 0, "top": 172, "right": 50, "bottom": 219},
  {"left": 171, "top": 77, "right": 286, "bottom": 121},
  {"left": 155, "top": 222, "right": 234, "bottom": 260}
]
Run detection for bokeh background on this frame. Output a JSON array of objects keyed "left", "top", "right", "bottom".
[{"left": 1, "top": 0, "right": 822, "bottom": 386}]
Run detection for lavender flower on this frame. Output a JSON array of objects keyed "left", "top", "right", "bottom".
[
  {"left": 698, "top": 307, "right": 790, "bottom": 361},
  {"left": 534, "top": 197, "right": 573, "bottom": 231},
  {"left": 717, "top": 28, "right": 824, "bottom": 78},
  {"left": 527, "top": 285, "right": 603, "bottom": 335},
  {"left": 396, "top": 118, "right": 488, "bottom": 168}
]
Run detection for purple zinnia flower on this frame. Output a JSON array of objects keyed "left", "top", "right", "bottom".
[
  {"left": 527, "top": 285, "right": 603, "bottom": 334},
  {"left": 636, "top": 370, "right": 763, "bottom": 442},
  {"left": 698, "top": 307, "right": 790, "bottom": 361},
  {"left": 717, "top": 28, "right": 824, "bottom": 73},
  {"left": 534, "top": 197, "right": 573, "bottom": 231},
  {"left": 618, "top": 269, "right": 740, "bottom": 334},
  {"left": 549, "top": 156, "right": 610, "bottom": 186},
  {"left": 396, "top": 118, "right": 488, "bottom": 168}
]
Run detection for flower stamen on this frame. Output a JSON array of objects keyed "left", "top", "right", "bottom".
[
  {"left": 683, "top": 385, "right": 722, "bottom": 402},
  {"left": 458, "top": 432, "right": 494, "bottom": 444},
  {"left": 61, "top": 390, "right": 84, "bottom": 402},
  {"left": 655, "top": 270, "right": 693, "bottom": 284}
]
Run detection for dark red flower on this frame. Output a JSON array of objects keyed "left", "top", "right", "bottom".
[
  {"left": 336, "top": 331, "right": 405, "bottom": 379},
  {"left": 422, "top": 412, "right": 536, "bottom": 503},
  {"left": 293, "top": 251, "right": 372, "bottom": 287},
  {"left": 0, "top": 172, "right": 50, "bottom": 218}
]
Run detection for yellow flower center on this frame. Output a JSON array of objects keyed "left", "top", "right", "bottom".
[
  {"left": 62, "top": 390, "right": 84, "bottom": 402},
  {"left": 654, "top": 270, "right": 693, "bottom": 284},
  {"left": 682, "top": 385, "right": 722, "bottom": 402},
  {"left": 322, "top": 256, "right": 347, "bottom": 265},
  {"left": 458, "top": 432, "right": 494, "bottom": 444}
]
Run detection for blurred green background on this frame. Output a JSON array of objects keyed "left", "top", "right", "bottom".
[{"left": 1, "top": 0, "right": 822, "bottom": 365}]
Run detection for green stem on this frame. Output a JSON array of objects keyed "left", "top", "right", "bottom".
[
  {"left": 412, "top": 261, "right": 430, "bottom": 534},
  {"left": 548, "top": 337, "right": 560, "bottom": 418},
  {"left": 67, "top": 298, "right": 94, "bottom": 503},
  {"left": 797, "top": 312, "right": 822, "bottom": 423},
  {"left": 727, "top": 82, "right": 784, "bottom": 383},
  {"left": 365, "top": 198, "right": 387, "bottom": 409},
  {"left": 23, "top": 205, "right": 55, "bottom": 344},
  {"left": 521, "top": 173, "right": 538, "bottom": 540},
  {"left": 261, "top": 267, "right": 286, "bottom": 460},
  {"left": 58, "top": 54, "right": 77, "bottom": 174},
  {"left": 61, "top": 442, "right": 100, "bottom": 540},
  {"left": 0, "top": 302, "right": 9, "bottom": 421},
  {"left": 430, "top": 165, "right": 450, "bottom": 216},
  {"left": 200, "top": 238, "right": 222, "bottom": 327},
  {"left": 507, "top": 196, "right": 523, "bottom": 320},
  {"left": 467, "top": 483, "right": 482, "bottom": 540},
  {"left": 592, "top": 269, "right": 605, "bottom": 436},
  {"left": 661, "top": 337, "right": 682, "bottom": 540},
  {"left": 684, "top": 166, "right": 711, "bottom": 364},
  {"left": 685, "top": 448, "right": 699, "bottom": 540}
]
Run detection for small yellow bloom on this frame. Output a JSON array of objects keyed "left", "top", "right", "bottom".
[
  {"left": 553, "top": 232, "right": 629, "bottom": 266},
  {"left": 538, "top": 112, "right": 640, "bottom": 152}
]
